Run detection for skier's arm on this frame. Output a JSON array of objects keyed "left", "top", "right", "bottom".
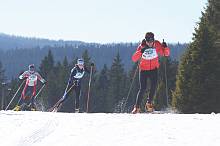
[
  {"left": 162, "top": 42, "right": 170, "bottom": 57},
  {"left": 156, "top": 40, "right": 170, "bottom": 57},
  {"left": 36, "top": 72, "right": 46, "bottom": 84},
  {"left": 19, "top": 71, "right": 28, "bottom": 80},
  {"left": 132, "top": 43, "right": 144, "bottom": 62},
  {"left": 68, "top": 67, "right": 77, "bottom": 84}
]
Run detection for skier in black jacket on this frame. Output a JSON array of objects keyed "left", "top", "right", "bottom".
[{"left": 53, "top": 58, "right": 94, "bottom": 112}]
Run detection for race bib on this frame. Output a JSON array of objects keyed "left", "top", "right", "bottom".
[
  {"left": 28, "top": 74, "right": 37, "bottom": 82},
  {"left": 74, "top": 72, "right": 85, "bottom": 79},
  {"left": 142, "top": 48, "right": 158, "bottom": 60}
]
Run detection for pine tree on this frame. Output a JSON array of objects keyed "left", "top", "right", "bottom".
[
  {"left": 0, "top": 62, "right": 4, "bottom": 83},
  {"left": 0, "top": 61, "right": 5, "bottom": 109},
  {"left": 154, "top": 58, "right": 178, "bottom": 110},
  {"left": 39, "top": 50, "right": 54, "bottom": 78},
  {"left": 172, "top": 0, "right": 220, "bottom": 113},
  {"left": 107, "top": 52, "right": 127, "bottom": 112},
  {"left": 38, "top": 50, "right": 55, "bottom": 108},
  {"left": 93, "top": 64, "right": 109, "bottom": 112}
]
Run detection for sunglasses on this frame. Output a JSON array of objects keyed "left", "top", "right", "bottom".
[{"left": 145, "top": 37, "right": 154, "bottom": 43}]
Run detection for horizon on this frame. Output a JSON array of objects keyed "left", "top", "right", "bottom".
[
  {"left": 0, "top": 32, "right": 188, "bottom": 44},
  {"left": 0, "top": 0, "right": 207, "bottom": 44}
]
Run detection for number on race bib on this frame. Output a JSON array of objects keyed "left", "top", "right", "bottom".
[{"left": 142, "top": 48, "right": 158, "bottom": 60}]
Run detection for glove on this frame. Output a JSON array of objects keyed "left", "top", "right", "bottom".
[
  {"left": 162, "top": 42, "right": 167, "bottom": 48},
  {"left": 68, "top": 80, "right": 72, "bottom": 85},
  {"left": 43, "top": 81, "right": 47, "bottom": 85},
  {"left": 19, "top": 71, "right": 24, "bottom": 76},
  {"left": 141, "top": 39, "right": 146, "bottom": 46},
  {"left": 91, "top": 63, "right": 95, "bottom": 67}
]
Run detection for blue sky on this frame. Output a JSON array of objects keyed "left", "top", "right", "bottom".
[{"left": 0, "top": 0, "right": 207, "bottom": 43}]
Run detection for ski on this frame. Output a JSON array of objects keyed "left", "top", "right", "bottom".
[{"left": 47, "top": 99, "right": 63, "bottom": 112}]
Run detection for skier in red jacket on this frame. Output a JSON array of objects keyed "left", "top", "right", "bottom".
[
  {"left": 14, "top": 64, "right": 46, "bottom": 111},
  {"left": 131, "top": 32, "right": 170, "bottom": 113}
]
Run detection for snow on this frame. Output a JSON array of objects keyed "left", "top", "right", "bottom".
[{"left": 0, "top": 111, "right": 220, "bottom": 146}]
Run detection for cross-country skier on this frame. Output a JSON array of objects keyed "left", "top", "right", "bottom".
[
  {"left": 13, "top": 64, "right": 46, "bottom": 111},
  {"left": 52, "top": 58, "right": 94, "bottom": 113},
  {"left": 131, "top": 32, "right": 170, "bottom": 113}
]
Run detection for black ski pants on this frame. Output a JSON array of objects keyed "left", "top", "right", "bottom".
[{"left": 135, "top": 68, "right": 158, "bottom": 107}]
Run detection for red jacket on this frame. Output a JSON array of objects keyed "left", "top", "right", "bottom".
[{"left": 132, "top": 40, "right": 170, "bottom": 71}]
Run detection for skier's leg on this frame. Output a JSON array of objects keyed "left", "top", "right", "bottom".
[
  {"left": 23, "top": 86, "right": 33, "bottom": 111},
  {"left": 132, "top": 71, "right": 147, "bottom": 113},
  {"left": 74, "top": 86, "right": 81, "bottom": 113},
  {"left": 30, "top": 86, "right": 37, "bottom": 111},
  {"left": 13, "top": 86, "right": 27, "bottom": 111},
  {"left": 20, "top": 98, "right": 29, "bottom": 111},
  {"left": 30, "top": 98, "right": 37, "bottom": 111},
  {"left": 146, "top": 69, "right": 158, "bottom": 112},
  {"left": 148, "top": 69, "right": 158, "bottom": 103}
]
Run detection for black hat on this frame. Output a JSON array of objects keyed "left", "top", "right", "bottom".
[{"left": 145, "top": 32, "right": 154, "bottom": 42}]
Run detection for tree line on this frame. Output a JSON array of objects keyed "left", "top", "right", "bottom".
[{"left": 0, "top": 49, "right": 178, "bottom": 113}]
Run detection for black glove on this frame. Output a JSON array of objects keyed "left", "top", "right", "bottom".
[
  {"left": 162, "top": 42, "right": 167, "bottom": 48},
  {"left": 43, "top": 81, "right": 47, "bottom": 85},
  {"left": 141, "top": 39, "right": 146, "bottom": 46},
  {"left": 91, "top": 63, "right": 95, "bottom": 67},
  {"left": 19, "top": 71, "right": 24, "bottom": 76}
]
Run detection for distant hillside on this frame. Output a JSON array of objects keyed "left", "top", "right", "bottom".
[
  {"left": 0, "top": 33, "right": 188, "bottom": 79},
  {"left": 0, "top": 33, "right": 84, "bottom": 50}
]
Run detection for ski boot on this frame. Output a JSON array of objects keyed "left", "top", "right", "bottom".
[
  {"left": 30, "top": 107, "right": 36, "bottom": 111},
  {"left": 131, "top": 105, "right": 141, "bottom": 114},
  {"left": 145, "top": 103, "right": 154, "bottom": 112},
  {"left": 13, "top": 105, "right": 21, "bottom": 111},
  {"left": 29, "top": 103, "right": 37, "bottom": 111}
]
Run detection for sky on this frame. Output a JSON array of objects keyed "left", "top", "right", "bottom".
[{"left": 0, "top": 0, "right": 208, "bottom": 43}]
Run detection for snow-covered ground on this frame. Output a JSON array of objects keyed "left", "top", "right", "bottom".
[{"left": 0, "top": 111, "right": 220, "bottom": 146}]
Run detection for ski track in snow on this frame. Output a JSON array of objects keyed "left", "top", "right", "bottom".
[
  {"left": 0, "top": 111, "right": 59, "bottom": 146},
  {"left": 1, "top": 111, "right": 220, "bottom": 146},
  {"left": 18, "top": 118, "right": 57, "bottom": 146}
]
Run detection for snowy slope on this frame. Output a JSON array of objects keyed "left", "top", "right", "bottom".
[{"left": 0, "top": 111, "right": 220, "bottom": 146}]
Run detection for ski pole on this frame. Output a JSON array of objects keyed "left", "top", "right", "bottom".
[
  {"left": 86, "top": 64, "right": 94, "bottom": 113},
  {"left": 47, "top": 83, "right": 75, "bottom": 112},
  {"left": 163, "top": 39, "right": 169, "bottom": 107},
  {"left": 5, "top": 80, "right": 25, "bottom": 110},
  {"left": 60, "top": 82, "right": 76, "bottom": 101},
  {"left": 164, "top": 56, "right": 169, "bottom": 106},
  {"left": 122, "top": 62, "right": 139, "bottom": 113}
]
